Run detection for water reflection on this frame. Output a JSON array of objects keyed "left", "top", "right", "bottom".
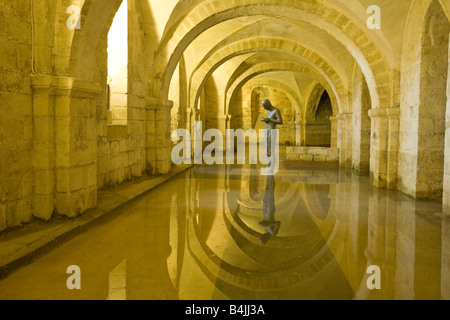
[
  {"left": 0, "top": 164, "right": 449, "bottom": 300},
  {"left": 259, "top": 175, "right": 281, "bottom": 245},
  {"left": 171, "top": 164, "right": 450, "bottom": 300}
]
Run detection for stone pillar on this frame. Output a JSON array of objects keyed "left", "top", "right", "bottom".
[
  {"left": 219, "top": 114, "right": 231, "bottom": 134},
  {"left": 146, "top": 98, "right": 173, "bottom": 175},
  {"left": 444, "top": 100, "right": 450, "bottom": 214},
  {"left": 368, "top": 107, "right": 399, "bottom": 189},
  {"left": 295, "top": 121, "right": 301, "bottom": 146},
  {"left": 337, "top": 113, "right": 353, "bottom": 168},
  {"left": 31, "top": 75, "right": 102, "bottom": 219},
  {"left": 330, "top": 116, "right": 338, "bottom": 149}
]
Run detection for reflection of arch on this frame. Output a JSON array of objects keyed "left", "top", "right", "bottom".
[{"left": 180, "top": 165, "right": 353, "bottom": 299}]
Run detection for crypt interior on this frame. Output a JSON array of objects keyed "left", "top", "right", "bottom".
[{"left": 0, "top": 0, "right": 450, "bottom": 300}]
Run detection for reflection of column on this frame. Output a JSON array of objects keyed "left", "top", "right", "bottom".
[
  {"left": 442, "top": 218, "right": 450, "bottom": 300},
  {"left": 126, "top": 186, "right": 176, "bottom": 299},
  {"left": 366, "top": 187, "right": 396, "bottom": 300},
  {"left": 395, "top": 201, "right": 443, "bottom": 300},
  {"left": 147, "top": 98, "right": 174, "bottom": 174},
  {"left": 348, "top": 174, "right": 369, "bottom": 290},
  {"left": 443, "top": 100, "right": 450, "bottom": 213},
  {"left": 368, "top": 108, "right": 399, "bottom": 189}
]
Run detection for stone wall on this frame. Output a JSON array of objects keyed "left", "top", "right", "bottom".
[
  {"left": 0, "top": 1, "right": 33, "bottom": 231},
  {"left": 286, "top": 147, "right": 339, "bottom": 163}
]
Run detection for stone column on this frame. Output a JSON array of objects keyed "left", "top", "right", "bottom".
[
  {"left": 219, "top": 114, "right": 231, "bottom": 134},
  {"left": 368, "top": 107, "right": 399, "bottom": 189},
  {"left": 330, "top": 116, "right": 338, "bottom": 149},
  {"left": 337, "top": 113, "right": 353, "bottom": 168},
  {"left": 387, "top": 108, "right": 400, "bottom": 189},
  {"left": 295, "top": 121, "right": 300, "bottom": 146},
  {"left": 146, "top": 98, "right": 173, "bottom": 175},
  {"left": 31, "top": 75, "right": 102, "bottom": 219},
  {"left": 444, "top": 102, "right": 450, "bottom": 214},
  {"left": 31, "top": 76, "right": 56, "bottom": 220}
]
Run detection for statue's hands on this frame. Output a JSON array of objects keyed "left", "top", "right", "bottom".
[{"left": 261, "top": 117, "right": 268, "bottom": 123}]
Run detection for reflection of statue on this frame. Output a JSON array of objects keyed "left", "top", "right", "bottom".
[
  {"left": 260, "top": 99, "right": 283, "bottom": 157},
  {"left": 258, "top": 175, "right": 281, "bottom": 245}
]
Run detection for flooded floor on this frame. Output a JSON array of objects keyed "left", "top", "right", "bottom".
[{"left": 0, "top": 163, "right": 449, "bottom": 300}]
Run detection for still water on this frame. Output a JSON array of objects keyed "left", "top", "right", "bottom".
[{"left": 0, "top": 164, "right": 448, "bottom": 300}]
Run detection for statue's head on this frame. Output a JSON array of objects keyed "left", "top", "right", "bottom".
[{"left": 262, "top": 99, "right": 273, "bottom": 110}]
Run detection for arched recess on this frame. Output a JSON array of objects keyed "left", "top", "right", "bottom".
[
  {"left": 304, "top": 89, "right": 333, "bottom": 148},
  {"left": 226, "top": 61, "right": 341, "bottom": 119},
  {"left": 305, "top": 82, "right": 326, "bottom": 122},
  {"left": 152, "top": 1, "right": 393, "bottom": 110},
  {"left": 399, "top": 0, "right": 450, "bottom": 200},
  {"left": 189, "top": 38, "right": 347, "bottom": 113}
]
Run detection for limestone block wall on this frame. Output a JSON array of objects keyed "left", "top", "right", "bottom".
[
  {"left": 0, "top": 1, "right": 33, "bottom": 231},
  {"left": 304, "top": 122, "right": 331, "bottom": 147},
  {"left": 286, "top": 147, "right": 339, "bottom": 163},
  {"left": 97, "top": 0, "right": 148, "bottom": 189}
]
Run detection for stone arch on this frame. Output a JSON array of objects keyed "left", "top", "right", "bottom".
[
  {"left": 189, "top": 38, "right": 347, "bottom": 112},
  {"left": 351, "top": 65, "right": 372, "bottom": 174},
  {"left": 226, "top": 61, "right": 340, "bottom": 117},
  {"left": 399, "top": 0, "right": 450, "bottom": 199},
  {"left": 303, "top": 83, "right": 333, "bottom": 147},
  {"left": 305, "top": 82, "right": 326, "bottom": 122},
  {"left": 246, "top": 79, "right": 304, "bottom": 117},
  {"left": 153, "top": 0, "right": 393, "bottom": 110}
]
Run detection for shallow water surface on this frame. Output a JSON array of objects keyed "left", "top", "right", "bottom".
[{"left": 0, "top": 164, "right": 448, "bottom": 300}]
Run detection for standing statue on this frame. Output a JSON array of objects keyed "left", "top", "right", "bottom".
[{"left": 260, "top": 99, "right": 283, "bottom": 157}]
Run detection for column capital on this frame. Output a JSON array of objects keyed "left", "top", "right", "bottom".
[
  {"left": 146, "top": 97, "right": 173, "bottom": 111},
  {"left": 368, "top": 107, "right": 400, "bottom": 119},
  {"left": 31, "top": 75, "right": 102, "bottom": 98},
  {"left": 336, "top": 113, "right": 353, "bottom": 121}
]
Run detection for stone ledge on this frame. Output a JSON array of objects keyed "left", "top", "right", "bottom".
[
  {"left": 286, "top": 147, "right": 339, "bottom": 163},
  {"left": 0, "top": 164, "right": 193, "bottom": 281}
]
